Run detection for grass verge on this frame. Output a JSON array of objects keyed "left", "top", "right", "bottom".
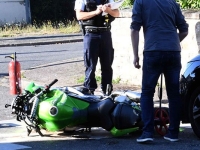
[{"left": 0, "top": 20, "right": 81, "bottom": 38}]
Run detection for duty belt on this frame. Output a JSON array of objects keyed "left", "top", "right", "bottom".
[{"left": 85, "top": 26, "right": 110, "bottom": 33}]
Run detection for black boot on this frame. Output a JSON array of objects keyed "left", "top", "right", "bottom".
[{"left": 106, "top": 84, "right": 113, "bottom": 96}]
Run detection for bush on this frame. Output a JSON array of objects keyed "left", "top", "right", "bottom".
[
  {"left": 121, "top": 0, "right": 134, "bottom": 8},
  {"left": 176, "top": 0, "right": 200, "bottom": 9},
  {"left": 121, "top": 0, "right": 200, "bottom": 9},
  {"left": 30, "top": 0, "right": 76, "bottom": 27}
]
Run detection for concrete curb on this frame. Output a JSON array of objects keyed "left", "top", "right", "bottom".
[
  {"left": 0, "top": 39, "right": 83, "bottom": 47},
  {"left": 0, "top": 33, "right": 83, "bottom": 47}
]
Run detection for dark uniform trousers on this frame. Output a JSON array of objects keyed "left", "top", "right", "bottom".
[{"left": 83, "top": 30, "right": 114, "bottom": 92}]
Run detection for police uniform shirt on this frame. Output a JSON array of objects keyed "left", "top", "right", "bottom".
[{"left": 74, "top": 0, "right": 114, "bottom": 11}]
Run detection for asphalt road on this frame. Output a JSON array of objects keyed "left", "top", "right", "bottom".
[
  {"left": 1, "top": 42, "right": 83, "bottom": 73},
  {"left": 0, "top": 119, "right": 199, "bottom": 150}
]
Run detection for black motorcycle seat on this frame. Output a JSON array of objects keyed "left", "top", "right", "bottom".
[{"left": 87, "top": 98, "right": 115, "bottom": 130}]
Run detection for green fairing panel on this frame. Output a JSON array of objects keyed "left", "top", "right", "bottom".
[
  {"left": 110, "top": 127, "right": 139, "bottom": 137},
  {"left": 25, "top": 82, "right": 43, "bottom": 93},
  {"left": 37, "top": 89, "right": 90, "bottom": 131}
]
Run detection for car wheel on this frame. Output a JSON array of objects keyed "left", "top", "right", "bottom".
[{"left": 189, "top": 86, "right": 200, "bottom": 138}]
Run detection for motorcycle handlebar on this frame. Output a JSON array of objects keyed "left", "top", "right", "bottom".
[{"left": 44, "top": 79, "right": 58, "bottom": 91}]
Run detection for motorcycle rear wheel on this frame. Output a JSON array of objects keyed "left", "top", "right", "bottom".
[
  {"left": 189, "top": 86, "right": 200, "bottom": 139},
  {"left": 154, "top": 107, "right": 169, "bottom": 136}
]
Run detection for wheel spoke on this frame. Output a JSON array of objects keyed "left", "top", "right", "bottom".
[
  {"left": 193, "top": 106, "right": 200, "bottom": 113},
  {"left": 193, "top": 113, "right": 200, "bottom": 120}
]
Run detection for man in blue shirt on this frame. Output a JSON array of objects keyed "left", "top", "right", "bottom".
[{"left": 130, "top": 0, "right": 188, "bottom": 143}]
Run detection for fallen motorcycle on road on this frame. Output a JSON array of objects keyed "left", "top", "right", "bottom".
[
  {"left": 5, "top": 79, "right": 141, "bottom": 136},
  {"left": 5, "top": 78, "right": 170, "bottom": 137}
]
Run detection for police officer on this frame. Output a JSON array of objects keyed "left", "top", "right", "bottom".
[{"left": 74, "top": 0, "right": 119, "bottom": 95}]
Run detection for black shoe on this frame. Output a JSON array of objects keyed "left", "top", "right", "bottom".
[
  {"left": 164, "top": 132, "right": 179, "bottom": 142},
  {"left": 89, "top": 90, "right": 94, "bottom": 95},
  {"left": 136, "top": 132, "right": 154, "bottom": 143},
  {"left": 106, "top": 84, "right": 113, "bottom": 95},
  {"left": 101, "top": 84, "right": 113, "bottom": 96}
]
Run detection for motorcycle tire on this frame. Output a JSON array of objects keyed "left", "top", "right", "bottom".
[
  {"left": 154, "top": 107, "right": 169, "bottom": 136},
  {"left": 189, "top": 86, "right": 200, "bottom": 139}
]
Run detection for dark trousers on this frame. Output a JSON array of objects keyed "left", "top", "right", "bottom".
[
  {"left": 83, "top": 31, "right": 114, "bottom": 91},
  {"left": 141, "top": 51, "right": 182, "bottom": 136}
]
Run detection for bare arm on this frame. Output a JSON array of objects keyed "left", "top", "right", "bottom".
[
  {"left": 131, "top": 29, "right": 141, "bottom": 69},
  {"left": 75, "top": 5, "right": 103, "bottom": 20},
  {"left": 76, "top": 2, "right": 119, "bottom": 21}
]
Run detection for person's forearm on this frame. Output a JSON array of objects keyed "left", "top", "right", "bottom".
[
  {"left": 131, "top": 29, "right": 139, "bottom": 57},
  {"left": 179, "top": 31, "right": 188, "bottom": 42},
  {"left": 76, "top": 11, "right": 98, "bottom": 20},
  {"left": 76, "top": 6, "right": 103, "bottom": 21},
  {"left": 107, "top": 9, "right": 119, "bottom": 17}
]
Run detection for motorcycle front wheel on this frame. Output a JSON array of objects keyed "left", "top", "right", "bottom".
[{"left": 189, "top": 86, "right": 200, "bottom": 138}]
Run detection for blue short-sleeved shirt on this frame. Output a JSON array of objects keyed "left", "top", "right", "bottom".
[{"left": 130, "top": 0, "right": 188, "bottom": 51}]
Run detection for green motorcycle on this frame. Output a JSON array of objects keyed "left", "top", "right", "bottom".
[{"left": 5, "top": 79, "right": 142, "bottom": 137}]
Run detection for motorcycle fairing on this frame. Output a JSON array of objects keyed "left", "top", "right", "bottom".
[
  {"left": 37, "top": 89, "right": 90, "bottom": 131},
  {"left": 110, "top": 126, "right": 139, "bottom": 137},
  {"left": 23, "top": 83, "right": 90, "bottom": 131},
  {"left": 25, "top": 82, "right": 43, "bottom": 93}
]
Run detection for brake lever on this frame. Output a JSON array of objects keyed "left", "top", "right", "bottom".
[{"left": 5, "top": 104, "right": 11, "bottom": 108}]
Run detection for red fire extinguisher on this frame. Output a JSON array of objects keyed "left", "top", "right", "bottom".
[{"left": 5, "top": 52, "right": 22, "bottom": 95}]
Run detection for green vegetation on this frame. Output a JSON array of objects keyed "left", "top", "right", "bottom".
[
  {"left": 95, "top": 76, "right": 102, "bottom": 82},
  {"left": 121, "top": 0, "right": 200, "bottom": 9},
  {"left": 112, "top": 77, "right": 121, "bottom": 84},
  {"left": 0, "top": 20, "right": 81, "bottom": 37},
  {"left": 77, "top": 75, "right": 121, "bottom": 84},
  {"left": 176, "top": 0, "right": 200, "bottom": 9},
  {"left": 120, "top": 0, "right": 134, "bottom": 9},
  {"left": 77, "top": 76, "right": 101, "bottom": 84},
  {"left": 77, "top": 76, "right": 85, "bottom": 83}
]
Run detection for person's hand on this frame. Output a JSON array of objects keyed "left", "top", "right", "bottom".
[
  {"left": 95, "top": 5, "right": 103, "bottom": 15},
  {"left": 102, "top": 4, "right": 111, "bottom": 13},
  {"left": 133, "top": 56, "right": 141, "bottom": 69}
]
